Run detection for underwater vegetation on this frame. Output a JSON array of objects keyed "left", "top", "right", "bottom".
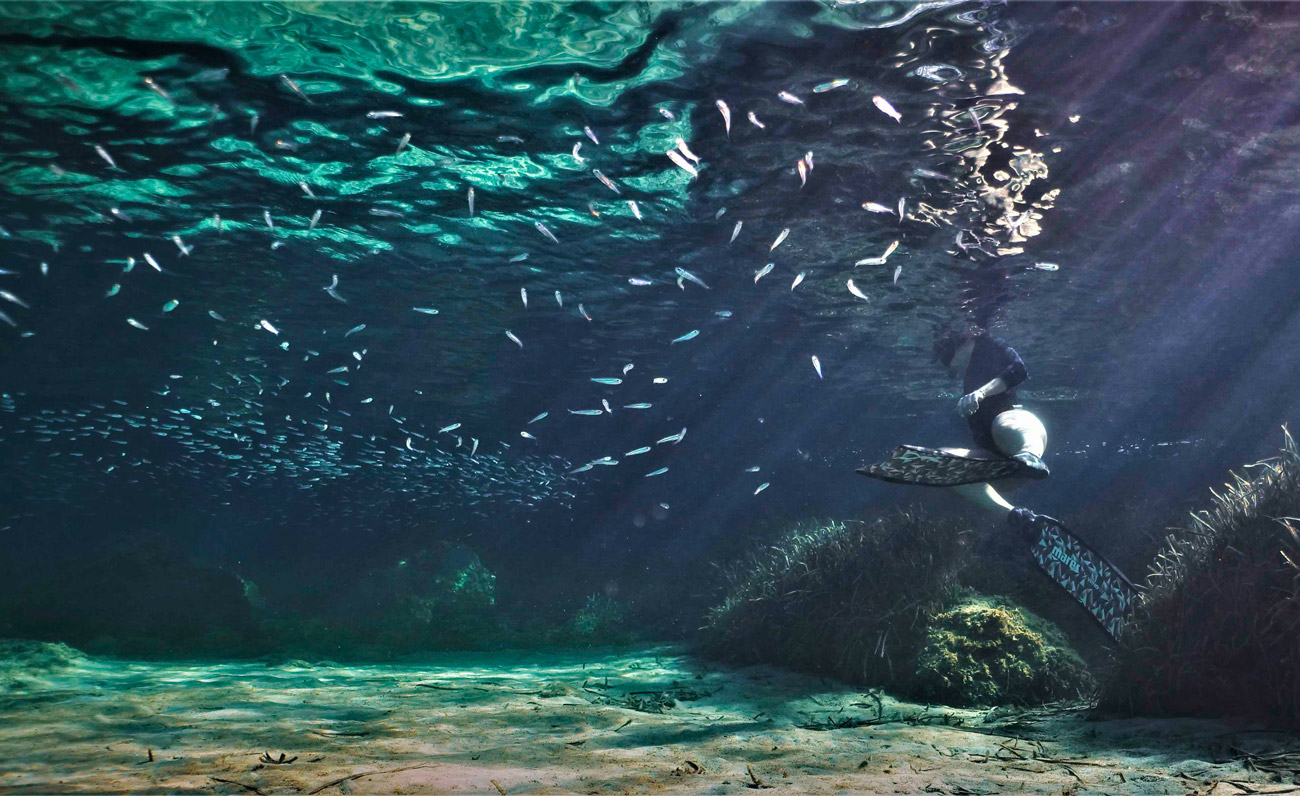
[
  {"left": 699, "top": 510, "right": 1089, "bottom": 707},
  {"left": 1101, "top": 429, "right": 1300, "bottom": 728},
  {"left": 914, "top": 594, "right": 1093, "bottom": 708}
]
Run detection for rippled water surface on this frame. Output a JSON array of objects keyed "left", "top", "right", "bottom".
[{"left": 3, "top": 2, "right": 1300, "bottom": 609}]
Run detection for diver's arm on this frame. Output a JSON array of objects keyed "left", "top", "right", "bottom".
[{"left": 958, "top": 340, "right": 1027, "bottom": 416}]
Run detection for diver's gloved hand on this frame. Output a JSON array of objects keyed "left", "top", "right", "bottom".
[{"left": 957, "top": 389, "right": 984, "bottom": 417}]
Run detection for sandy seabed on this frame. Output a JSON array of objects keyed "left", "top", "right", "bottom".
[{"left": 0, "top": 643, "right": 1296, "bottom": 795}]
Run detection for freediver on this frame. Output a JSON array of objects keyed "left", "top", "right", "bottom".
[{"left": 932, "top": 326, "right": 1050, "bottom": 528}]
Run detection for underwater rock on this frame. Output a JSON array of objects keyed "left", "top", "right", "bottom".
[
  {"left": 565, "top": 594, "right": 628, "bottom": 644},
  {"left": 348, "top": 542, "right": 498, "bottom": 649},
  {"left": 699, "top": 510, "right": 970, "bottom": 689},
  {"left": 0, "top": 531, "right": 254, "bottom": 655},
  {"left": 1101, "top": 429, "right": 1300, "bottom": 728},
  {"left": 913, "top": 594, "right": 1093, "bottom": 708},
  {"left": 0, "top": 639, "right": 88, "bottom": 690}
]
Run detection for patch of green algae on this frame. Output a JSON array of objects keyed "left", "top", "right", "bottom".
[{"left": 914, "top": 594, "right": 1093, "bottom": 708}]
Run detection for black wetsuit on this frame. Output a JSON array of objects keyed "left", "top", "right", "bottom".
[{"left": 964, "top": 335, "right": 1028, "bottom": 451}]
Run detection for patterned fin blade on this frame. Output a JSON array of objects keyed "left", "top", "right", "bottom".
[
  {"left": 1030, "top": 520, "right": 1138, "bottom": 641},
  {"left": 857, "top": 445, "right": 1025, "bottom": 486}
]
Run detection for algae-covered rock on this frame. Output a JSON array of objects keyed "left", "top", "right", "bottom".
[
  {"left": 914, "top": 595, "right": 1093, "bottom": 708},
  {"left": 0, "top": 639, "right": 89, "bottom": 690},
  {"left": 700, "top": 511, "right": 971, "bottom": 688},
  {"left": 349, "top": 542, "right": 498, "bottom": 649},
  {"left": 566, "top": 594, "right": 628, "bottom": 643}
]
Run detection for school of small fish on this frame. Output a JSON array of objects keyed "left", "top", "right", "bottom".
[{"left": 0, "top": 15, "right": 1049, "bottom": 529}]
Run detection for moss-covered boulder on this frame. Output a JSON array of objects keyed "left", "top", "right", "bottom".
[
  {"left": 700, "top": 511, "right": 971, "bottom": 689},
  {"left": 357, "top": 542, "right": 498, "bottom": 648},
  {"left": 914, "top": 595, "right": 1093, "bottom": 708},
  {"left": 565, "top": 594, "right": 628, "bottom": 644}
]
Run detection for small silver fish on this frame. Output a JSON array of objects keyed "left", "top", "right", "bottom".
[
  {"left": 105, "top": 284, "right": 121, "bottom": 297},
  {"left": 505, "top": 329, "right": 523, "bottom": 348},
  {"left": 778, "top": 91, "right": 804, "bottom": 105},
  {"left": 569, "top": 409, "right": 603, "bottom": 416},
  {"left": 623, "top": 363, "right": 634, "bottom": 374},
  {"left": 528, "top": 412, "right": 548, "bottom": 424},
  {"left": 534, "top": 221, "right": 559, "bottom": 243},
  {"left": 367, "top": 110, "right": 404, "bottom": 119},
  {"left": 554, "top": 290, "right": 563, "bottom": 307},
  {"left": 584, "top": 125, "right": 600, "bottom": 145},
  {"left": 300, "top": 182, "right": 316, "bottom": 198},
  {"left": 628, "top": 200, "right": 642, "bottom": 221},
  {"left": 846, "top": 279, "right": 869, "bottom": 301},
  {"left": 127, "top": 318, "right": 148, "bottom": 330},
  {"left": 812, "top": 355, "right": 823, "bottom": 379},
  {"left": 213, "top": 213, "right": 222, "bottom": 233},
  {"left": 0, "top": 290, "right": 29, "bottom": 308},
  {"left": 468, "top": 186, "right": 475, "bottom": 216},
  {"left": 1034, "top": 262, "right": 1060, "bottom": 272},
  {"left": 171, "top": 235, "right": 191, "bottom": 256},
  {"left": 439, "top": 423, "right": 462, "bottom": 434},
  {"left": 144, "top": 252, "right": 161, "bottom": 272},
  {"left": 624, "top": 403, "right": 651, "bottom": 409},
  {"left": 280, "top": 74, "right": 311, "bottom": 103},
  {"left": 626, "top": 447, "right": 651, "bottom": 456},
  {"left": 671, "top": 329, "right": 699, "bottom": 344},
  {"left": 208, "top": 310, "right": 225, "bottom": 321},
  {"left": 572, "top": 142, "right": 584, "bottom": 163},
  {"left": 593, "top": 170, "right": 620, "bottom": 195},
  {"left": 470, "top": 438, "right": 479, "bottom": 457},
  {"left": 754, "top": 482, "right": 769, "bottom": 495},
  {"left": 675, "top": 268, "right": 710, "bottom": 290},
  {"left": 791, "top": 272, "right": 805, "bottom": 290},
  {"left": 645, "top": 467, "right": 668, "bottom": 478},
  {"left": 93, "top": 144, "right": 118, "bottom": 170},
  {"left": 754, "top": 263, "right": 774, "bottom": 283},
  {"left": 509, "top": 253, "right": 529, "bottom": 263},
  {"left": 579, "top": 303, "right": 592, "bottom": 321},
  {"left": 893, "top": 265, "right": 902, "bottom": 284},
  {"left": 716, "top": 99, "right": 731, "bottom": 134},
  {"left": 872, "top": 95, "right": 902, "bottom": 122},
  {"left": 667, "top": 149, "right": 698, "bottom": 179},
  {"left": 653, "top": 377, "right": 668, "bottom": 384},
  {"left": 602, "top": 399, "right": 612, "bottom": 414},
  {"left": 657, "top": 427, "right": 687, "bottom": 445},
  {"left": 770, "top": 228, "right": 789, "bottom": 251},
  {"left": 745, "top": 466, "right": 761, "bottom": 472},
  {"left": 658, "top": 108, "right": 675, "bottom": 120},
  {"left": 591, "top": 377, "right": 622, "bottom": 385},
  {"left": 413, "top": 307, "right": 439, "bottom": 315},
  {"left": 520, "top": 431, "right": 536, "bottom": 440},
  {"left": 898, "top": 197, "right": 906, "bottom": 221},
  {"left": 309, "top": 209, "right": 322, "bottom": 230},
  {"left": 747, "top": 111, "right": 765, "bottom": 129},
  {"left": 395, "top": 132, "right": 410, "bottom": 155},
  {"left": 797, "top": 159, "right": 807, "bottom": 188},
  {"left": 263, "top": 210, "right": 274, "bottom": 230},
  {"left": 521, "top": 287, "right": 528, "bottom": 308},
  {"left": 862, "top": 202, "right": 893, "bottom": 214},
  {"left": 345, "top": 324, "right": 366, "bottom": 337},
  {"left": 259, "top": 319, "right": 279, "bottom": 335},
  {"left": 814, "top": 78, "right": 850, "bottom": 93},
  {"left": 674, "top": 137, "right": 701, "bottom": 164},
  {"left": 162, "top": 299, "right": 179, "bottom": 312},
  {"left": 730, "top": 220, "right": 743, "bottom": 243}
]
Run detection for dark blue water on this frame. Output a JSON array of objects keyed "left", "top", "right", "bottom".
[{"left": 2, "top": 1, "right": 1299, "bottom": 631}]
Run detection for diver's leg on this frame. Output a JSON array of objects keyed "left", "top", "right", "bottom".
[
  {"left": 950, "top": 482, "right": 1015, "bottom": 514},
  {"left": 991, "top": 408, "right": 1049, "bottom": 478}
]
